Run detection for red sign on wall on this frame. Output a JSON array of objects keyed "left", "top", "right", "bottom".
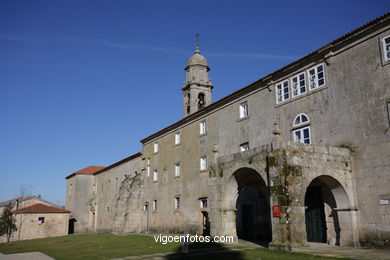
[{"left": 272, "top": 205, "right": 281, "bottom": 218}]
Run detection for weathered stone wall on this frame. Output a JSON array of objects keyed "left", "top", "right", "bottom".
[
  {"left": 7, "top": 213, "right": 69, "bottom": 241},
  {"left": 268, "top": 142, "right": 356, "bottom": 248},
  {"left": 94, "top": 156, "right": 142, "bottom": 232},
  {"left": 275, "top": 26, "right": 390, "bottom": 246},
  {"left": 65, "top": 175, "right": 95, "bottom": 233}
]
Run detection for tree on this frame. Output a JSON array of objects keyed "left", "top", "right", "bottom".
[{"left": 0, "top": 204, "right": 17, "bottom": 242}]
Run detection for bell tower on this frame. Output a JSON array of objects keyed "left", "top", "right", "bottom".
[{"left": 182, "top": 34, "right": 213, "bottom": 117}]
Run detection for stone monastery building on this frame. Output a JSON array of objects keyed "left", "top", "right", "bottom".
[{"left": 66, "top": 13, "right": 390, "bottom": 249}]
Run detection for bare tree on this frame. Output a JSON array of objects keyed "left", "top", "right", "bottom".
[
  {"left": 16, "top": 184, "right": 34, "bottom": 199},
  {"left": 14, "top": 183, "right": 34, "bottom": 240}
]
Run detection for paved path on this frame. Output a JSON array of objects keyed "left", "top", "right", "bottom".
[
  {"left": 0, "top": 252, "right": 54, "bottom": 260},
  {"left": 293, "top": 243, "right": 390, "bottom": 260}
]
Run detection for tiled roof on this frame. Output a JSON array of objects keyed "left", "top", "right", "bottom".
[
  {"left": 66, "top": 165, "right": 105, "bottom": 179},
  {"left": 12, "top": 203, "right": 71, "bottom": 214}
]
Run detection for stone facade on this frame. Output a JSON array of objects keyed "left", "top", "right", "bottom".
[{"left": 66, "top": 14, "right": 390, "bottom": 249}]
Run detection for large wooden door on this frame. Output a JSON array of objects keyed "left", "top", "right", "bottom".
[
  {"left": 305, "top": 186, "right": 327, "bottom": 243},
  {"left": 241, "top": 203, "right": 255, "bottom": 239}
]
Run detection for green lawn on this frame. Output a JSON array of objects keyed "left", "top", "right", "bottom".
[{"left": 0, "top": 233, "right": 350, "bottom": 260}]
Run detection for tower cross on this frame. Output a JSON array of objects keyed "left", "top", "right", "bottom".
[{"left": 195, "top": 33, "right": 200, "bottom": 48}]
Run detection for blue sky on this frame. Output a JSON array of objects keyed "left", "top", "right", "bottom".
[{"left": 0, "top": 0, "right": 388, "bottom": 205}]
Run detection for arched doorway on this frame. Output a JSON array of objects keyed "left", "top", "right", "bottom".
[
  {"left": 304, "top": 176, "right": 351, "bottom": 246},
  {"left": 233, "top": 168, "right": 272, "bottom": 244},
  {"left": 68, "top": 218, "right": 77, "bottom": 234}
]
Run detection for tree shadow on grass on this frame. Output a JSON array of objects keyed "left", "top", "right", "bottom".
[{"left": 164, "top": 242, "right": 244, "bottom": 260}]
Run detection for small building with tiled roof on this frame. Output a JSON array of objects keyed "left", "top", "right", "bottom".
[
  {"left": 1, "top": 201, "right": 71, "bottom": 242},
  {"left": 12, "top": 203, "right": 71, "bottom": 214}
]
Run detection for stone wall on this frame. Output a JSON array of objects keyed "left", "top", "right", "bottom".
[
  {"left": 94, "top": 156, "right": 142, "bottom": 232},
  {"left": 8, "top": 213, "right": 69, "bottom": 241},
  {"left": 65, "top": 175, "right": 95, "bottom": 233}
]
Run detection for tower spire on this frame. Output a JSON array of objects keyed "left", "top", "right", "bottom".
[
  {"left": 195, "top": 33, "right": 200, "bottom": 54},
  {"left": 182, "top": 34, "right": 213, "bottom": 117}
]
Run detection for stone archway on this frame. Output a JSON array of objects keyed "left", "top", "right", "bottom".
[
  {"left": 222, "top": 167, "right": 272, "bottom": 244},
  {"left": 304, "top": 175, "right": 353, "bottom": 246}
]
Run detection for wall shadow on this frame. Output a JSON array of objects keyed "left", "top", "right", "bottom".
[{"left": 164, "top": 242, "right": 244, "bottom": 260}]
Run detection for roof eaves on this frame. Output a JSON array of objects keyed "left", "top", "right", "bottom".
[{"left": 93, "top": 152, "right": 142, "bottom": 176}]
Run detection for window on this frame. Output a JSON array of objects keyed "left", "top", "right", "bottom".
[
  {"left": 387, "top": 100, "right": 390, "bottom": 127},
  {"left": 174, "top": 197, "right": 180, "bottom": 210},
  {"left": 38, "top": 217, "right": 45, "bottom": 224},
  {"left": 200, "top": 156, "right": 207, "bottom": 171},
  {"left": 147, "top": 158, "right": 150, "bottom": 177},
  {"left": 308, "top": 64, "right": 325, "bottom": 90},
  {"left": 382, "top": 36, "right": 390, "bottom": 61},
  {"left": 143, "top": 203, "right": 148, "bottom": 211},
  {"left": 239, "top": 102, "right": 248, "bottom": 118},
  {"left": 153, "top": 170, "right": 158, "bottom": 182},
  {"left": 294, "top": 113, "right": 309, "bottom": 125},
  {"left": 291, "top": 72, "right": 306, "bottom": 97},
  {"left": 153, "top": 200, "right": 157, "bottom": 211},
  {"left": 240, "top": 142, "right": 249, "bottom": 152},
  {"left": 200, "top": 121, "right": 206, "bottom": 135},
  {"left": 175, "top": 132, "right": 180, "bottom": 145},
  {"left": 153, "top": 142, "right": 158, "bottom": 153},
  {"left": 199, "top": 197, "right": 208, "bottom": 209},
  {"left": 292, "top": 113, "right": 311, "bottom": 144},
  {"left": 276, "top": 80, "right": 289, "bottom": 103},
  {"left": 175, "top": 163, "right": 180, "bottom": 177}
]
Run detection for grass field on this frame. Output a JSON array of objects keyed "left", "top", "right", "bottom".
[{"left": 0, "top": 233, "right": 351, "bottom": 260}]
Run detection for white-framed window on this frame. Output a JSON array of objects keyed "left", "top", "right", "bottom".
[
  {"left": 291, "top": 72, "right": 306, "bottom": 97},
  {"left": 175, "top": 163, "right": 180, "bottom": 177},
  {"left": 153, "top": 170, "right": 158, "bottom": 182},
  {"left": 174, "top": 197, "right": 180, "bottom": 210},
  {"left": 200, "top": 120, "right": 206, "bottom": 135},
  {"left": 308, "top": 64, "right": 325, "bottom": 90},
  {"left": 239, "top": 102, "right": 248, "bottom": 118},
  {"left": 382, "top": 35, "right": 390, "bottom": 61},
  {"left": 276, "top": 80, "right": 289, "bottom": 103},
  {"left": 146, "top": 158, "right": 150, "bottom": 177},
  {"left": 175, "top": 132, "right": 180, "bottom": 145},
  {"left": 199, "top": 197, "right": 208, "bottom": 209},
  {"left": 200, "top": 156, "right": 207, "bottom": 171},
  {"left": 240, "top": 142, "right": 249, "bottom": 152},
  {"left": 292, "top": 113, "right": 311, "bottom": 144},
  {"left": 153, "top": 142, "right": 158, "bottom": 153},
  {"left": 153, "top": 200, "right": 157, "bottom": 211}
]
